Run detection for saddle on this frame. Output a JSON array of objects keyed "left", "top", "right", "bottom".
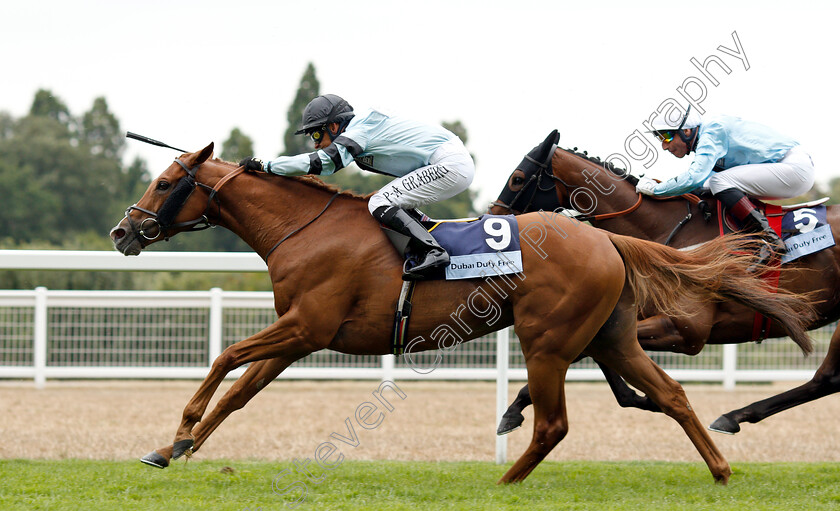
[{"left": 380, "top": 209, "right": 453, "bottom": 259}]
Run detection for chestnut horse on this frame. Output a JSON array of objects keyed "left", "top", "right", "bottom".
[
  {"left": 110, "top": 142, "right": 814, "bottom": 485},
  {"left": 490, "top": 130, "right": 838, "bottom": 436}
]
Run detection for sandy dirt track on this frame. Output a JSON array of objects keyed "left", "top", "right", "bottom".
[{"left": 1, "top": 380, "right": 838, "bottom": 464}]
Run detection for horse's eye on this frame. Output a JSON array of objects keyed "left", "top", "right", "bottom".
[
  {"left": 512, "top": 177, "right": 525, "bottom": 186},
  {"left": 156, "top": 181, "right": 171, "bottom": 191}
]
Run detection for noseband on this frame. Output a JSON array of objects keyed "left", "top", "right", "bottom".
[{"left": 125, "top": 158, "right": 244, "bottom": 241}]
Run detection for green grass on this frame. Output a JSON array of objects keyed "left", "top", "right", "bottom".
[{"left": 1, "top": 459, "right": 839, "bottom": 510}]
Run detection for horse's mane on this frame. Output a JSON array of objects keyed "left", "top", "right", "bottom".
[
  {"left": 287, "top": 174, "right": 372, "bottom": 200},
  {"left": 559, "top": 147, "right": 630, "bottom": 180},
  {"left": 214, "top": 158, "right": 371, "bottom": 201}
]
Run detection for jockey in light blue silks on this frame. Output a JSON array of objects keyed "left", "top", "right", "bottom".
[
  {"left": 637, "top": 106, "right": 816, "bottom": 265},
  {"left": 240, "top": 94, "right": 475, "bottom": 280}
]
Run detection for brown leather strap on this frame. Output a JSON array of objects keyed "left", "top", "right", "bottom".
[
  {"left": 583, "top": 193, "right": 643, "bottom": 221},
  {"left": 212, "top": 166, "right": 246, "bottom": 194}
]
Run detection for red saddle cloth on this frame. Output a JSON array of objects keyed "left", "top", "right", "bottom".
[{"left": 716, "top": 201, "right": 783, "bottom": 342}]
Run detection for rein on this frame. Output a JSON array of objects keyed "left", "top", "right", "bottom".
[
  {"left": 265, "top": 191, "right": 341, "bottom": 259},
  {"left": 573, "top": 193, "right": 643, "bottom": 222}
]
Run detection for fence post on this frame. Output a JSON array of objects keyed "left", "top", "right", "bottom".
[
  {"left": 722, "top": 343, "right": 737, "bottom": 390},
  {"left": 381, "top": 354, "right": 395, "bottom": 382},
  {"left": 209, "top": 287, "right": 223, "bottom": 366},
  {"left": 33, "top": 286, "right": 48, "bottom": 389},
  {"left": 496, "top": 327, "right": 510, "bottom": 464}
]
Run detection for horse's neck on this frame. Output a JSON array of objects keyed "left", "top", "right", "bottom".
[
  {"left": 561, "top": 153, "right": 714, "bottom": 246},
  {"left": 206, "top": 169, "right": 358, "bottom": 258},
  {"left": 592, "top": 196, "right": 687, "bottom": 243}
]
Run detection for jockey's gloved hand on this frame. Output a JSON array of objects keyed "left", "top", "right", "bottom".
[
  {"left": 239, "top": 157, "right": 265, "bottom": 173},
  {"left": 635, "top": 177, "right": 658, "bottom": 196}
]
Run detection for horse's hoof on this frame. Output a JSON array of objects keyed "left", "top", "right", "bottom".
[
  {"left": 172, "top": 438, "right": 195, "bottom": 460},
  {"left": 140, "top": 451, "right": 169, "bottom": 469},
  {"left": 496, "top": 413, "right": 524, "bottom": 436},
  {"left": 708, "top": 415, "right": 741, "bottom": 434}
]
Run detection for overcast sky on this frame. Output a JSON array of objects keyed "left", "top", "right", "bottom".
[{"left": 3, "top": 0, "right": 839, "bottom": 210}]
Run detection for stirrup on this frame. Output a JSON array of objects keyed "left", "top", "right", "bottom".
[
  {"left": 747, "top": 241, "right": 778, "bottom": 273},
  {"left": 764, "top": 233, "right": 787, "bottom": 256},
  {"left": 402, "top": 250, "right": 450, "bottom": 281}
]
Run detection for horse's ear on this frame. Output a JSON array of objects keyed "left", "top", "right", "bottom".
[
  {"left": 195, "top": 142, "right": 214, "bottom": 164},
  {"left": 527, "top": 129, "right": 559, "bottom": 164}
]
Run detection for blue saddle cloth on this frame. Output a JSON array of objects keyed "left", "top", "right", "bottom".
[
  {"left": 778, "top": 205, "right": 835, "bottom": 263},
  {"left": 410, "top": 214, "right": 523, "bottom": 280}
]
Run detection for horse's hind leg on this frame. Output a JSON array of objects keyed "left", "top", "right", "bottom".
[
  {"left": 710, "top": 324, "right": 840, "bottom": 434},
  {"left": 496, "top": 361, "right": 662, "bottom": 436},
  {"left": 592, "top": 334, "right": 731, "bottom": 484},
  {"left": 636, "top": 313, "right": 711, "bottom": 356},
  {"left": 498, "top": 306, "right": 617, "bottom": 483}
]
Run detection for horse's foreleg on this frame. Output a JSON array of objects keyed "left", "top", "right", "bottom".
[
  {"left": 602, "top": 346, "right": 730, "bottom": 484},
  {"left": 498, "top": 354, "right": 571, "bottom": 484},
  {"left": 710, "top": 325, "right": 840, "bottom": 434},
  {"left": 191, "top": 357, "right": 290, "bottom": 453},
  {"left": 497, "top": 384, "right": 532, "bottom": 435},
  {"left": 142, "top": 312, "right": 322, "bottom": 468}
]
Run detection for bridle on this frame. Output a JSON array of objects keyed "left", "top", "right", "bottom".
[
  {"left": 125, "top": 158, "right": 245, "bottom": 241},
  {"left": 491, "top": 146, "right": 710, "bottom": 245},
  {"left": 123, "top": 157, "right": 339, "bottom": 258},
  {"left": 489, "top": 144, "right": 566, "bottom": 214},
  {"left": 490, "top": 146, "right": 644, "bottom": 222}
]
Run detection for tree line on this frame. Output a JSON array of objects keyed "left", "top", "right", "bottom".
[
  {"left": 4, "top": 62, "right": 834, "bottom": 292},
  {"left": 0, "top": 63, "right": 479, "bottom": 291}
]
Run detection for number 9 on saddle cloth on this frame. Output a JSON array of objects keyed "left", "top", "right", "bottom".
[{"left": 381, "top": 214, "right": 523, "bottom": 281}]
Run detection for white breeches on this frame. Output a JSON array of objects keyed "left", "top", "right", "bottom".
[
  {"left": 368, "top": 137, "right": 475, "bottom": 213},
  {"left": 708, "top": 145, "right": 815, "bottom": 199}
]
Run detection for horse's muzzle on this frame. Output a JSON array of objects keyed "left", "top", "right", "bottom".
[{"left": 110, "top": 222, "right": 143, "bottom": 256}]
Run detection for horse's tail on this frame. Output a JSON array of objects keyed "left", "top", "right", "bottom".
[{"left": 607, "top": 232, "right": 815, "bottom": 355}]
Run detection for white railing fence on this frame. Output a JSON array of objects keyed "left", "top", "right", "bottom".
[
  {"left": 1, "top": 286, "right": 830, "bottom": 388},
  {"left": 0, "top": 250, "right": 830, "bottom": 463}
]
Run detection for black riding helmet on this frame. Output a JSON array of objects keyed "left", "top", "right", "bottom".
[{"left": 294, "top": 94, "right": 355, "bottom": 135}]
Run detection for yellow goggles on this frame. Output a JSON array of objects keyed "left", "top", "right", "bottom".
[{"left": 310, "top": 127, "right": 328, "bottom": 142}]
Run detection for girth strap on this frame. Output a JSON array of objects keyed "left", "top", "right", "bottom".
[{"left": 391, "top": 280, "right": 417, "bottom": 355}]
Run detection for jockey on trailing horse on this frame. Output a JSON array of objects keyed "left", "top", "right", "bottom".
[
  {"left": 636, "top": 106, "right": 816, "bottom": 265},
  {"left": 239, "top": 94, "right": 475, "bottom": 280}
]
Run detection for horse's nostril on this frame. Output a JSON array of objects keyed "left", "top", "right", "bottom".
[{"left": 110, "top": 227, "right": 126, "bottom": 240}]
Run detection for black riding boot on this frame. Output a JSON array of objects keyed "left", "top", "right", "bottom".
[
  {"left": 715, "top": 188, "right": 786, "bottom": 267},
  {"left": 372, "top": 206, "right": 450, "bottom": 280}
]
